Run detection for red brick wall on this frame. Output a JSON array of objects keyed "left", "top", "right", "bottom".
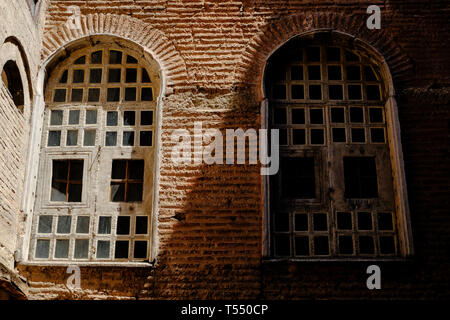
[{"left": 18, "top": 0, "right": 450, "bottom": 299}]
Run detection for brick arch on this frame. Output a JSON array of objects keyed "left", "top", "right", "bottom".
[
  {"left": 233, "top": 12, "right": 414, "bottom": 98},
  {"left": 41, "top": 13, "right": 190, "bottom": 91}
]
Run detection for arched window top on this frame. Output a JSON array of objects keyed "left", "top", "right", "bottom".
[
  {"left": 265, "top": 37, "right": 386, "bottom": 104},
  {"left": 45, "top": 45, "right": 160, "bottom": 106},
  {"left": 2, "top": 60, "right": 25, "bottom": 112}
]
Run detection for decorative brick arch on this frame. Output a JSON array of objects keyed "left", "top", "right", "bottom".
[
  {"left": 233, "top": 12, "right": 414, "bottom": 99},
  {"left": 41, "top": 13, "right": 190, "bottom": 91}
]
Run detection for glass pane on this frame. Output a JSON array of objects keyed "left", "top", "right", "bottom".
[
  {"left": 291, "top": 108, "right": 305, "bottom": 124},
  {"left": 74, "top": 56, "right": 86, "bottom": 65},
  {"left": 114, "top": 241, "right": 129, "bottom": 259},
  {"left": 141, "top": 111, "right": 153, "bottom": 125},
  {"left": 73, "top": 70, "right": 84, "bottom": 83},
  {"left": 71, "top": 89, "right": 83, "bottom": 102},
  {"left": 86, "top": 110, "right": 97, "bottom": 124},
  {"left": 295, "top": 236, "right": 309, "bottom": 256},
  {"left": 346, "top": 66, "right": 361, "bottom": 80},
  {"left": 332, "top": 128, "right": 346, "bottom": 143},
  {"left": 308, "top": 85, "right": 322, "bottom": 100},
  {"left": 378, "top": 212, "right": 394, "bottom": 230},
  {"left": 110, "top": 182, "right": 125, "bottom": 202},
  {"left": 107, "top": 111, "right": 118, "bottom": 126},
  {"left": 345, "top": 50, "right": 359, "bottom": 62},
  {"left": 141, "top": 69, "right": 151, "bottom": 83},
  {"left": 91, "top": 50, "right": 102, "bottom": 64},
  {"left": 66, "top": 130, "right": 78, "bottom": 146},
  {"left": 350, "top": 107, "right": 364, "bottom": 123},
  {"left": 76, "top": 216, "right": 90, "bottom": 234},
  {"left": 294, "top": 214, "right": 308, "bottom": 231},
  {"left": 89, "top": 69, "right": 102, "bottom": 83},
  {"left": 53, "top": 89, "right": 66, "bottom": 102},
  {"left": 57, "top": 216, "right": 71, "bottom": 234},
  {"left": 98, "top": 216, "right": 111, "bottom": 234},
  {"left": 88, "top": 88, "right": 100, "bottom": 102},
  {"left": 331, "top": 108, "right": 345, "bottom": 123},
  {"left": 357, "top": 212, "right": 373, "bottom": 230},
  {"left": 48, "top": 131, "right": 61, "bottom": 147},
  {"left": 279, "top": 129, "right": 287, "bottom": 145},
  {"left": 309, "top": 109, "right": 323, "bottom": 124},
  {"left": 111, "top": 160, "right": 127, "bottom": 179},
  {"left": 338, "top": 236, "right": 354, "bottom": 255},
  {"left": 125, "top": 87, "right": 137, "bottom": 101},
  {"left": 50, "top": 110, "right": 63, "bottom": 125},
  {"left": 74, "top": 239, "right": 89, "bottom": 259},
  {"left": 128, "top": 160, "right": 144, "bottom": 179},
  {"left": 307, "top": 65, "right": 321, "bottom": 80},
  {"left": 97, "top": 241, "right": 110, "bottom": 258},
  {"left": 140, "top": 131, "right": 152, "bottom": 146},
  {"left": 69, "top": 110, "right": 80, "bottom": 124},
  {"left": 126, "top": 68, "right": 137, "bottom": 83},
  {"left": 127, "top": 55, "right": 138, "bottom": 64},
  {"left": 117, "top": 216, "right": 130, "bottom": 235},
  {"left": 364, "top": 66, "right": 378, "bottom": 81},
  {"left": 83, "top": 130, "right": 96, "bottom": 146},
  {"left": 68, "top": 184, "right": 82, "bottom": 202},
  {"left": 127, "top": 183, "right": 143, "bottom": 202},
  {"left": 135, "top": 216, "right": 148, "bottom": 234},
  {"left": 344, "top": 157, "right": 378, "bottom": 198},
  {"left": 367, "top": 85, "right": 381, "bottom": 100},
  {"left": 55, "top": 240, "right": 69, "bottom": 258},
  {"left": 69, "top": 160, "right": 83, "bottom": 180},
  {"left": 134, "top": 241, "right": 147, "bottom": 259},
  {"left": 369, "top": 108, "right": 384, "bottom": 123},
  {"left": 141, "top": 87, "right": 153, "bottom": 101},
  {"left": 107, "top": 88, "right": 120, "bottom": 102},
  {"left": 337, "top": 212, "right": 352, "bottom": 230},
  {"left": 123, "top": 131, "right": 135, "bottom": 146},
  {"left": 348, "top": 84, "right": 362, "bottom": 100},
  {"left": 108, "top": 68, "right": 121, "bottom": 83},
  {"left": 292, "top": 129, "right": 305, "bottom": 145},
  {"left": 35, "top": 239, "right": 50, "bottom": 258},
  {"left": 359, "top": 236, "right": 374, "bottom": 254},
  {"left": 327, "top": 65, "right": 342, "bottom": 80},
  {"left": 51, "top": 181, "right": 66, "bottom": 201},
  {"left": 310, "top": 128, "right": 324, "bottom": 144},
  {"left": 105, "top": 131, "right": 117, "bottom": 146},
  {"left": 109, "top": 50, "right": 122, "bottom": 64},
  {"left": 38, "top": 216, "right": 53, "bottom": 233},
  {"left": 314, "top": 236, "right": 329, "bottom": 255},
  {"left": 291, "top": 84, "right": 304, "bottom": 99},
  {"left": 123, "top": 111, "right": 135, "bottom": 126},
  {"left": 313, "top": 213, "right": 328, "bottom": 231},
  {"left": 328, "top": 85, "right": 343, "bottom": 100},
  {"left": 59, "top": 70, "right": 68, "bottom": 83}
]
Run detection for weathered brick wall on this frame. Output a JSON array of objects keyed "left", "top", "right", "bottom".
[
  {"left": 0, "top": 0, "right": 46, "bottom": 297},
  {"left": 17, "top": 0, "right": 450, "bottom": 299}
]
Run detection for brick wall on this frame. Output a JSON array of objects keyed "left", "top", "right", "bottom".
[{"left": 14, "top": 0, "right": 450, "bottom": 299}]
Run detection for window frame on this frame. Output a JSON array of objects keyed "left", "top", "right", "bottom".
[{"left": 262, "top": 35, "right": 414, "bottom": 260}]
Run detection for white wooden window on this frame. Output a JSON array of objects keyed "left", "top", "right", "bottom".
[
  {"left": 267, "top": 38, "right": 404, "bottom": 259},
  {"left": 30, "top": 45, "right": 159, "bottom": 262}
]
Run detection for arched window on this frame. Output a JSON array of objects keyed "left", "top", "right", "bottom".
[
  {"left": 2, "top": 60, "right": 24, "bottom": 112},
  {"left": 31, "top": 43, "right": 160, "bottom": 262},
  {"left": 266, "top": 35, "right": 404, "bottom": 259}
]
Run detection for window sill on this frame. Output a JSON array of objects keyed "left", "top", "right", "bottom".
[
  {"left": 262, "top": 257, "right": 414, "bottom": 263},
  {"left": 19, "top": 261, "right": 154, "bottom": 268}
]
